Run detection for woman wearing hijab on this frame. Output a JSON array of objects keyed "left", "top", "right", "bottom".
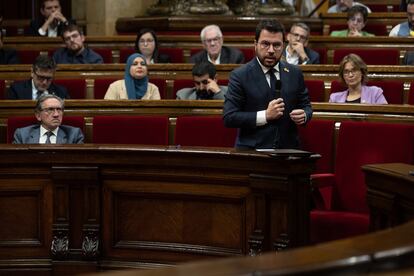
[{"left": 104, "top": 53, "right": 160, "bottom": 100}]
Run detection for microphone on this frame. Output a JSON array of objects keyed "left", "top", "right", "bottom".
[{"left": 274, "top": 79, "right": 281, "bottom": 99}]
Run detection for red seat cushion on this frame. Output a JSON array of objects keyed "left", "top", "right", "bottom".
[
  {"left": 239, "top": 48, "right": 255, "bottom": 62},
  {"left": 7, "top": 116, "right": 84, "bottom": 143},
  {"left": 175, "top": 116, "right": 237, "bottom": 147},
  {"left": 92, "top": 116, "right": 169, "bottom": 145},
  {"left": 305, "top": 80, "right": 325, "bottom": 102},
  {"left": 149, "top": 78, "right": 166, "bottom": 99},
  {"left": 91, "top": 48, "right": 112, "bottom": 63},
  {"left": 17, "top": 50, "right": 41, "bottom": 64},
  {"left": 54, "top": 79, "right": 86, "bottom": 99},
  {"left": 333, "top": 48, "right": 400, "bottom": 65},
  {"left": 94, "top": 78, "right": 119, "bottom": 99}
]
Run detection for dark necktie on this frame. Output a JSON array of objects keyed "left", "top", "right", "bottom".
[
  {"left": 45, "top": 131, "right": 53, "bottom": 144},
  {"left": 267, "top": 68, "right": 277, "bottom": 92}
]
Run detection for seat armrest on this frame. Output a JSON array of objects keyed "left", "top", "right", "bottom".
[{"left": 311, "top": 173, "right": 335, "bottom": 210}]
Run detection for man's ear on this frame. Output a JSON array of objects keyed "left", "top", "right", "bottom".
[{"left": 35, "top": 112, "right": 41, "bottom": 122}]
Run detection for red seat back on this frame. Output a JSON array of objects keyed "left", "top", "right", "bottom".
[
  {"left": 0, "top": 80, "right": 5, "bottom": 100},
  {"left": 305, "top": 80, "right": 325, "bottom": 102},
  {"left": 239, "top": 48, "right": 255, "bottom": 62},
  {"left": 313, "top": 47, "right": 327, "bottom": 64},
  {"left": 54, "top": 79, "right": 86, "bottom": 99},
  {"left": 173, "top": 79, "right": 194, "bottom": 99},
  {"left": 119, "top": 48, "right": 135, "bottom": 63},
  {"left": 175, "top": 116, "right": 237, "bottom": 147},
  {"left": 7, "top": 116, "right": 85, "bottom": 143},
  {"left": 94, "top": 78, "right": 119, "bottom": 99},
  {"left": 333, "top": 121, "right": 414, "bottom": 213},
  {"left": 333, "top": 48, "right": 400, "bottom": 65},
  {"left": 149, "top": 78, "right": 166, "bottom": 99},
  {"left": 409, "top": 81, "right": 414, "bottom": 105},
  {"left": 92, "top": 48, "right": 112, "bottom": 63},
  {"left": 92, "top": 116, "right": 169, "bottom": 145},
  {"left": 331, "top": 80, "right": 404, "bottom": 104},
  {"left": 17, "top": 50, "right": 41, "bottom": 64},
  {"left": 298, "top": 120, "right": 335, "bottom": 174}
]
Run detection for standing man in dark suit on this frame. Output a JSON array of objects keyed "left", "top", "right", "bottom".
[
  {"left": 7, "top": 55, "right": 70, "bottom": 100},
  {"left": 190, "top": 24, "right": 245, "bottom": 64},
  {"left": 0, "top": 30, "right": 19, "bottom": 64},
  {"left": 13, "top": 94, "right": 84, "bottom": 144},
  {"left": 283, "top": 23, "right": 320, "bottom": 65},
  {"left": 28, "top": 0, "right": 72, "bottom": 37},
  {"left": 223, "top": 19, "right": 312, "bottom": 149}
]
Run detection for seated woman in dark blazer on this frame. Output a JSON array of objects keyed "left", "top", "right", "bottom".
[{"left": 134, "top": 28, "right": 171, "bottom": 64}]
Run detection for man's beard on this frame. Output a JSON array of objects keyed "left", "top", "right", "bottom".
[{"left": 196, "top": 89, "right": 214, "bottom": 99}]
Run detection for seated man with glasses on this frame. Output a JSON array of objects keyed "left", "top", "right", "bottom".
[
  {"left": 190, "top": 24, "right": 244, "bottom": 64},
  {"left": 52, "top": 23, "right": 103, "bottom": 64},
  {"left": 330, "top": 6, "right": 374, "bottom": 37},
  {"left": 12, "top": 94, "right": 84, "bottom": 144},
  {"left": 7, "top": 55, "right": 70, "bottom": 100},
  {"left": 283, "top": 23, "right": 320, "bottom": 65},
  {"left": 223, "top": 19, "right": 312, "bottom": 150},
  {"left": 176, "top": 62, "right": 227, "bottom": 100}
]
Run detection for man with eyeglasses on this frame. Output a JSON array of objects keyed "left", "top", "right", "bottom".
[
  {"left": 13, "top": 94, "right": 84, "bottom": 144},
  {"left": 53, "top": 24, "right": 103, "bottom": 64},
  {"left": 223, "top": 19, "right": 312, "bottom": 150},
  {"left": 283, "top": 23, "right": 320, "bottom": 65},
  {"left": 190, "top": 24, "right": 244, "bottom": 64},
  {"left": 7, "top": 55, "right": 69, "bottom": 100},
  {"left": 176, "top": 62, "right": 227, "bottom": 100},
  {"left": 389, "top": 0, "right": 414, "bottom": 36},
  {"left": 327, "top": 0, "right": 371, "bottom": 13},
  {"left": 28, "top": 0, "right": 75, "bottom": 37}
]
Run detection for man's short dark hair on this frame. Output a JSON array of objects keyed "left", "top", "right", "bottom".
[
  {"left": 35, "top": 94, "right": 64, "bottom": 113},
  {"left": 408, "top": 0, "right": 414, "bottom": 6},
  {"left": 255, "top": 20, "right": 285, "bottom": 42},
  {"left": 192, "top": 62, "right": 216, "bottom": 79},
  {"left": 61, "top": 23, "right": 83, "bottom": 39},
  {"left": 32, "top": 55, "right": 57, "bottom": 72},
  {"left": 41, "top": 0, "right": 60, "bottom": 9},
  {"left": 347, "top": 5, "right": 369, "bottom": 23}
]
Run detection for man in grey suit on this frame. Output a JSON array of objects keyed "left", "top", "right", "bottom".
[
  {"left": 223, "top": 19, "right": 312, "bottom": 149},
  {"left": 176, "top": 62, "right": 227, "bottom": 100},
  {"left": 190, "top": 24, "right": 244, "bottom": 64},
  {"left": 13, "top": 94, "right": 84, "bottom": 144}
]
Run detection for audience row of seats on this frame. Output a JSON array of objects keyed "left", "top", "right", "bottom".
[
  {"left": 1, "top": 78, "right": 413, "bottom": 103},
  {"left": 8, "top": 115, "right": 412, "bottom": 246},
  {"left": 12, "top": 47, "right": 403, "bottom": 65}
]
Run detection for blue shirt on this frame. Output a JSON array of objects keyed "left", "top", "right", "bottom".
[{"left": 53, "top": 47, "right": 103, "bottom": 64}]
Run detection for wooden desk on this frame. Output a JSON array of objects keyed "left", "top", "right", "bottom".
[
  {"left": 0, "top": 145, "right": 317, "bottom": 273},
  {"left": 363, "top": 163, "right": 414, "bottom": 231}
]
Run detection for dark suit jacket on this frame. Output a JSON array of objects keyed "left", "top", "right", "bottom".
[
  {"left": 27, "top": 19, "right": 75, "bottom": 36},
  {"left": 282, "top": 47, "right": 320, "bottom": 64},
  {"left": 13, "top": 124, "right": 84, "bottom": 144},
  {"left": 190, "top": 46, "right": 245, "bottom": 64},
  {"left": 0, "top": 48, "right": 20, "bottom": 64},
  {"left": 7, "top": 79, "right": 70, "bottom": 100},
  {"left": 403, "top": 50, "right": 414, "bottom": 65},
  {"left": 223, "top": 58, "right": 313, "bottom": 149}
]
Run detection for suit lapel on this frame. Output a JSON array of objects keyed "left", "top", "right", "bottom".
[
  {"left": 250, "top": 59, "right": 273, "bottom": 99},
  {"left": 28, "top": 126, "right": 40, "bottom": 144},
  {"left": 56, "top": 128, "right": 67, "bottom": 144}
]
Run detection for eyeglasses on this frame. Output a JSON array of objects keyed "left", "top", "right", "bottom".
[
  {"left": 41, "top": 107, "right": 63, "bottom": 114},
  {"left": 63, "top": 32, "right": 80, "bottom": 42},
  {"left": 291, "top": 32, "right": 308, "bottom": 41},
  {"left": 258, "top": 40, "right": 283, "bottom": 51},
  {"left": 33, "top": 71, "right": 53, "bottom": 82},
  {"left": 138, "top": 39, "right": 154, "bottom": 45},
  {"left": 203, "top": 37, "right": 221, "bottom": 45},
  {"left": 194, "top": 79, "right": 209, "bottom": 85},
  {"left": 343, "top": 68, "right": 360, "bottom": 76}
]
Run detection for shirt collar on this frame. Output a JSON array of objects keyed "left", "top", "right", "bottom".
[
  {"left": 256, "top": 57, "right": 280, "bottom": 75},
  {"left": 208, "top": 52, "right": 221, "bottom": 64},
  {"left": 40, "top": 125, "right": 59, "bottom": 137}
]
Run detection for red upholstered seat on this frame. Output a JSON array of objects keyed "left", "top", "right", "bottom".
[
  {"left": 298, "top": 119, "right": 335, "bottom": 174},
  {"left": 93, "top": 78, "right": 119, "bottom": 99},
  {"left": 409, "top": 81, "right": 414, "bottom": 105},
  {"left": 173, "top": 79, "right": 194, "bottom": 99},
  {"left": 310, "top": 121, "right": 414, "bottom": 243},
  {"left": 175, "top": 116, "right": 237, "bottom": 147},
  {"left": 92, "top": 48, "right": 113, "bottom": 63},
  {"left": 368, "top": 4, "right": 399, "bottom": 12},
  {"left": 92, "top": 115, "right": 169, "bottom": 145},
  {"left": 119, "top": 48, "right": 183, "bottom": 63},
  {"left": 0, "top": 80, "right": 5, "bottom": 100},
  {"left": 7, "top": 116, "right": 85, "bottom": 143},
  {"left": 305, "top": 79, "right": 325, "bottom": 102},
  {"left": 313, "top": 48, "right": 327, "bottom": 64},
  {"left": 330, "top": 80, "right": 404, "bottom": 104},
  {"left": 149, "top": 78, "right": 166, "bottom": 99},
  {"left": 333, "top": 48, "right": 400, "bottom": 65},
  {"left": 17, "top": 50, "right": 41, "bottom": 64},
  {"left": 54, "top": 79, "right": 86, "bottom": 99},
  {"left": 239, "top": 48, "right": 255, "bottom": 62}
]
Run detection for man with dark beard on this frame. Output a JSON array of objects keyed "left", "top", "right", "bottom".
[
  {"left": 176, "top": 62, "right": 227, "bottom": 100},
  {"left": 52, "top": 24, "right": 103, "bottom": 64},
  {"left": 223, "top": 19, "right": 312, "bottom": 150}
]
